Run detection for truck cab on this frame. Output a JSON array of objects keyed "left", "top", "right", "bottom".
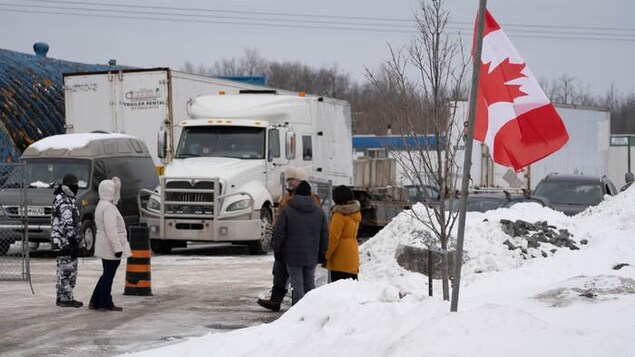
[{"left": 140, "top": 93, "right": 353, "bottom": 254}]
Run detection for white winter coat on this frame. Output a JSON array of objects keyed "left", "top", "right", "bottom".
[{"left": 94, "top": 177, "right": 132, "bottom": 260}]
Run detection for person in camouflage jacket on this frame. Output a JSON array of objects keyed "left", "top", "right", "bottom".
[{"left": 51, "top": 174, "right": 84, "bottom": 308}]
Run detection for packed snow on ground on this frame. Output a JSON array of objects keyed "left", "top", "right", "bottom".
[{"left": 126, "top": 186, "right": 635, "bottom": 357}]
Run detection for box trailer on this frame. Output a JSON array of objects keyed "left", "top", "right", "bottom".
[{"left": 63, "top": 68, "right": 269, "bottom": 167}]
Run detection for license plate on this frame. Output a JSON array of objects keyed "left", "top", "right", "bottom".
[{"left": 27, "top": 206, "right": 46, "bottom": 216}]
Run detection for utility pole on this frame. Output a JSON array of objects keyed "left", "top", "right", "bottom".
[
  {"left": 450, "top": 0, "right": 488, "bottom": 312},
  {"left": 628, "top": 136, "right": 632, "bottom": 173}
]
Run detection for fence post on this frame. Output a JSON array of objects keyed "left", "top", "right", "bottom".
[
  {"left": 124, "top": 226, "right": 152, "bottom": 296},
  {"left": 428, "top": 246, "right": 433, "bottom": 297}
]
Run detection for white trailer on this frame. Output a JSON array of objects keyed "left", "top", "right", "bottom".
[
  {"left": 452, "top": 102, "right": 612, "bottom": 190},
  {"left": 140, "top": 93, "right": 354, "bottom": 254},
  {"left": 63, "top": 68, "right": 268, "bottom": 167},
  {"left": 608, "top": 135, "right": 635, "bottom": 189}
]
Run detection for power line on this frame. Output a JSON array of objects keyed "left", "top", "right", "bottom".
[
  {"left": 0, "top": 2, "right": 416, "bottom": 29},
  {"left": 16, "top": 0, "right": 416, "bottom": 23},
  {"left": 0, "top": 7, "right": 415, "bottom": 34},
  {"left": 1, "top": 3, "right": 635, "bottom": 42},
  {"left": 18, "top": 0, "right": 635, "bottom": 33},
  {"left": 451, "top": 20, "right": 635, "bottom": 34},
  {"left": 5, "top": 1, "right": 635, "bottom": 40}
]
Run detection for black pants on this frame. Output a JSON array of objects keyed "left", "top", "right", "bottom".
[
  {"left": 90, "top": 259, "right": 121, "bottom": 309},
  {"left": 271, "top": 258, "right": 289, "bottom": 300},
  {"left": 330, "top": 270, "right": 358, "bottom": 283}
]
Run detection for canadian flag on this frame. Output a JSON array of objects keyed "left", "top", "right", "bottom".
[{"left": 474, "top": 10, "right": 569, "bottom": 171}]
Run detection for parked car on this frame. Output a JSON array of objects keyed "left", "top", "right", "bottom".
[
  {"left": 532, "top": 173, "right": 618, "bottom": 216},
  {"left": 620, "top": 172, "right": 634, "bottom": 192},
  {"left": 450, "top": 190, "right": 552, "bottom": 213},
  {"left": 0, "top": 133, "right": 159, "bottom": 255},
  {"left": 405, "top": 184, "right": 440, "bottom": 205}
]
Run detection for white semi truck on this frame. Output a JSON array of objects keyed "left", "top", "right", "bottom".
[{"left": 139, "top": 92, "right": 354, "bottom": 254}]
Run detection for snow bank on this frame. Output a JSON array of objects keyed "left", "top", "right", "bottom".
[
  {"left": 360, "top": 201, "right": 578, "bottom": 290},
  {"left": 126, "top": 188, "right": 635, "bottom": 357}
]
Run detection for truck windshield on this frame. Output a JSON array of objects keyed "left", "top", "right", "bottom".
[
  {"left": 176, "top": 126, "right": 266, "bottom": 160},
  {"left": 4, "top": 159, "right": 91, "bottom": 189}
]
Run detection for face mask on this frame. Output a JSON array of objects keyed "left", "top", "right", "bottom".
[{"left": 68, "top": 184, "right": 79, "bottom": 195}]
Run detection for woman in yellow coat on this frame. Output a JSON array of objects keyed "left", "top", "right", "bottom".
[{"left": 326, "top": 185, "right": 362, "bottom": 282}]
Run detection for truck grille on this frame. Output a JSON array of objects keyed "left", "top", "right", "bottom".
[
  {"left": 4, "top": 206, "right": 52, "bottom": 217},
  {"left": 164, "top": 180, "right": 218, "bottom": 215}
]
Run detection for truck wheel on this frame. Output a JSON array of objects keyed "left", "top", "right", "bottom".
[
  {"left": 151, "top": 239, "right": 172, "bottom": 254},
  {"left": 81, "top": 220, "right": 96, "bottom": 257},
  {"left": 248, "top": 208, "right": 272, "bottom": 255}
]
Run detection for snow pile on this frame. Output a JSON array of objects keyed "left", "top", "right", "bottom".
[
  {"left": 359, "top": 201, "right": 578, "bottom": 290},
  {"left": 126, "top": 187, "right": 635, "bottom": 357},
  {"left": 30, "top": 133, "right": 135, "bottom": 151}
]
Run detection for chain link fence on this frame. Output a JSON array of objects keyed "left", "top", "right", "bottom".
[{"left": 0, "top": 163, "right": 31, "bottom": 282}]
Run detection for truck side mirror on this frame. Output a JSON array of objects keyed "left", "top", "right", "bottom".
[{"left": 157, "top": 129, "right": 167, "bottom": 159}]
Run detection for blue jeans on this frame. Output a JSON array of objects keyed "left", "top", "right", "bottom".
[
  {"left": 286, "top": 264, "right": 316, "bottom": 305},
  {"left": 271, "top": 257, "right": 289, "bottom": 299},
  {"left": 90, "top": 259, "right": 121, "bottom": 308}
]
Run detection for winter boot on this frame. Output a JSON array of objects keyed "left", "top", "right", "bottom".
[
  {"left": 57, "top": 299, "right": 83, "bottom": 308},
  {"left": 257, "top": 288, "right": 286, "bottom": 312}
]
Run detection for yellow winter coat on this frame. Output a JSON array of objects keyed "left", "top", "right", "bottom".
[{"left": 326, "top": 201, "right": 362, "bottom": 275}]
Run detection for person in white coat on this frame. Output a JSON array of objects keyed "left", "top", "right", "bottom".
[{"left": 89, "top": 177, "right": 132, "bottom": 311}]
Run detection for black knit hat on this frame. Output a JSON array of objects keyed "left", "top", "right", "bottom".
[
  {"left": 62, "top": 174, "right": 78, "bottom": 186},
  {"left": 333, "top": 185, "right": 353, "bottom": 205},
  {"left": 294, "top": 181, "right": 311, "bottom": 196}
]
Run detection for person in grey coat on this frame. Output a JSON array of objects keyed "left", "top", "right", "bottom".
[{"left": 272, "top": 181, "right": 328, "bottom": 305}]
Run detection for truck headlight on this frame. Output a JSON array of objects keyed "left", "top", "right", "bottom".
[
  {"left": 226, "top": 198, "right": 251, "bottom": 212},
  {"left": 147, "top": 196, "right": 161, "bottom": 211}
]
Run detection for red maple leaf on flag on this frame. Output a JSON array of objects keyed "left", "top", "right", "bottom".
[
  {"left": 480, "top": 58, "right": 527, "bottom": 105},
  {"left": 475, "top": 58, "right": 528, "bottom": 140}
]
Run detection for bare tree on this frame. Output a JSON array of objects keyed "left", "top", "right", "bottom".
[
  {"left": 367, "top": 0, "right": 468, "bottom": 300},
  {"left": 239, "top": 48, "right": 268, "bottom": 76},
  {"left": 607, "top": 89, "right": 635, "bottom": 134},
  {"left": 350, "top": 65, "right": 428, "bottom": 134},
  {"left": 181, "top": 48, "right": 354, "bottom": 99},
  {"left": 211, "top": 57, "right": 240, "bottom": 76},
  {"left": 542, "top": 74, "right": 597, "bottom": 106}
]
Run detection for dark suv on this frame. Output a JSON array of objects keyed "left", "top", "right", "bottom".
[
  {"left": 450, "top": 190, "right": 551, "bottom": 213},
  {"left": 532, "top": 173, "right": 618, "bottom": 216}
]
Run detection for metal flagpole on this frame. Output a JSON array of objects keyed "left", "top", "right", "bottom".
[{"left": 450, "top": 0, "right": 488, "bottom": 312}]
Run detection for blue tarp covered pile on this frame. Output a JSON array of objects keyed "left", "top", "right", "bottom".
[{"left": 0, "top": 45, "right": 124, "bottom": 163}]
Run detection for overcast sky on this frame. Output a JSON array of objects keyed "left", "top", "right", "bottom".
[{"left": 1, "top": 0, "right": 633, "bottom": 97}]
